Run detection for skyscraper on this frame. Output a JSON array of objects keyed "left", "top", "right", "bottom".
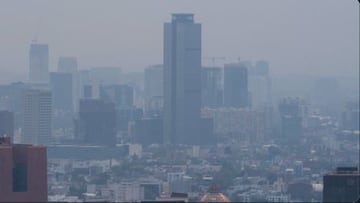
[
  {"left": 201, "top": 67, "right": 223, "bottom": 108},
  {"left": 50, "top": 72, "right": 73, "bottom": 112},
  {"left": 22, "top": 89, "right": 52, "bottom": 145},
  {"left": 248, "top": 61, "right": 272, "bottom": 108},
  {"left": 144, "top": 64, "right": 164, "bottom": 116},
  {"left": 77, "top": 99, "right": 116, "bottom": 146},
  {"left": 223, "top": 63, "right": 249, "bottom": 108},
  {"left": 163, "top": 13, "right": 201, "bottom": 145},
  {"left": 29, "top": 43, "right": 49, "bottom": 83},
  {"left": 0, "top": 111, "right": 14, "bottom": 137}
]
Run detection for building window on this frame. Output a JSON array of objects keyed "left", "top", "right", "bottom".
[{"left": 12, "top": 163, "right": 27, "bottom": 192}]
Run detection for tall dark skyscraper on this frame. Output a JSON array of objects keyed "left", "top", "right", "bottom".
[
  {"left": 77, "top": 99, "right": 116, "bottom": 146},
  {"left": 163, "top": 13, "right": 201, "bottom": 145},
  {"left": 201, "top": 66, "right": 223, "bottom": 108},
  {"left": 29, "top": 43, "right": 49, "bottom": 83},
  {"left": 223, "top": 63, "right": 249, "bottom": 108}
]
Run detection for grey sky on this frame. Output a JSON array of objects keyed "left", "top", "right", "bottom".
[{"left": 0, "top": 0, "right": 358, "bottom": 78}]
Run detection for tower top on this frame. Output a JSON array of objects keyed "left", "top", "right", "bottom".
[{"left": 172, "top": 13, "right": 194, "bottom": 23}]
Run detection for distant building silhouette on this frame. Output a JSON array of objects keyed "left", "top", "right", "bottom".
[
  {"left": 224, "top": 63, "right": 249, "bottom": 108},
  {"left": 22, "top": 89, "right": 52, "bottom": 145},
  {"left": 201, "top": 67, "right": 223, "bottom": 108},
  {"left": 163, "top": 13, "right": 202, "bottom": 145},
  {"left": 249, "top": 61, "right": 272, "bottom": 108},
  {"left": 29, "top": 43, "right": 49, "bottom": 83},
  {"left": 50, "top": 72, "right": 73, "bottom": 112},
  {"left": 100, "top": 84, "right": 134, "bottom": 109},
  {"left": 144, "top": 64, "right": 163, "bottom": 117},
  {"left": 76, "top": 99, "right": 116, "bottom": 146},
  {"left": 0, "top": 137, "right": 47, "bottom": 202}
]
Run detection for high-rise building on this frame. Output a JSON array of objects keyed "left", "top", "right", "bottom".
[
  {"left": 100, "top": 84, "right": 134, "bottom": 109},
  {"left": 57, "top": 57, "right": 79, "bottom": 112},
  {"left": 278, "top": 97, "right": 306, "bottom": 145},
  {"left": 144, "top": 65, "right": 163, "bottom": 116},
  {"left": 22, "top": 89, "right": 52, "bottom": 145},
  {"left": 29, "top": 43, "right": 49, "bottom": 83},
  {"left": 50, "top": 72, "right": 73, "bottom": 112},
  {"left": 132, "top": 118, "right": 163, "bottom": 145},
  {"left": 323, "top": 167, "right": 360, "bottom": 202},
  {"left": 0, "top": 137, "right": 47, "bottom": 202},
  {"left": 249, "top": 61, "right": 272, "bottom": 108},
  {"left": 223, "top": 63, "right": 249, "bottom": 108},
  {"left": 163, "top": 13, "right": 202, "bottom": 145},
  {"left": 0, "top": 111, "right": 14, "bottom": 137},
  {"left": 144, "top": 64, "right": 163, "bottom": 100},
  {"left": 201, "top": 66, "right": 223, "bottom": 108},
  {"left": 77, "top": 99, "right": 116, "bottom": 146}
]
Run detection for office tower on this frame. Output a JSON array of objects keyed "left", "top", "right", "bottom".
[
  {"left": 0, "top": 137, "right": 47, "bottom": 202},
  {"left": 57, "top": 57, "right": 78, "bottom": 73},
  {"left": 144, "top": 64, "right": 164, "bottom": 116},
  {"left": 201, "top": 66, "right": 222, "bottom": 108},
  {"left": 22, "top": 89, "right": 52, "bottom": 145},
  {"left": 249, "top": 61, "right": 272, "bottom": 108},
  {"left": 323, "top": 167, "right": 360, "bottom": 202},
  {"left": 29, "top": 43, "right": 49, "bottom": 83},
  {"left": 278, "top": 97, "right": 306, "bottom": 145},
  {"left": 50, "top": 72, "right": 73, "bottom": 112},
  {"left": 0, "top": 82, "right": 29, "bottom": 129},
  {"left": 77, "top": 99, "right": 116, "bottom": 146},
  {"left": 224, "top": 63, "right": 249, "bottom": 108},
  {"left": 100, "top": 84, "right": 134, "bottom": 108},
  {"left": 57, "top": 57, "right": 79, "bottom": 112},
  {"left": 163, "top": 13, "right": 202, "bottom": 145},
  {"left": 0, "top": 111, "right": 14, "bottom": 136},
  {"left": 133, "top": 118, "right": 163, "bottom": 145}
]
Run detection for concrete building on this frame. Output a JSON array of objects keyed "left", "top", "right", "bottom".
[
  {"left": 0, "top": 137, "right": 47, "bottom": 202},
  {"left": 77, "top": 99, "right": 116, "bottom": 146},
  {"left": 163, "top": 13, "right": 202, "bottom": 145},
  {"left": 22, "top": 89, "right": 52, "bottom": 145},
  {"left": 201, "top": 67, "right": 222, "bottom": 108},
  {"left": 323, "top": 167, "right": 360, "bottom": 202},
  {"left": 249, "top": 61, "right": 272, "bottom": 108},
  {"left": 29, "top": 43, "right": 49, "bottom": 83},
  {"left": 50, "top": 72, "right": 73, "bottom": 112},
  {"left": 224, "top": 63, "right": 249, "bottom": 108},
  {"left": 144, "top": 64, "right": 163, "bottom": 117},
  {"left": 100, "top": 84, "right": 134, "bottom": 108}
]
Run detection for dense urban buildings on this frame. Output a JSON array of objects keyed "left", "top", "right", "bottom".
[
  {"left": 0, "top": 137, "right": 47, "bottom": 202},
  {"left": 22, "top": 89, "right": 52, "bottom": 145},
  {"left": 29, "top": 43, "right": 49, "bottom": 83},
  {"left": 223, "top": 63, "right": 249, "bottom": 108},
  {"left": 163, "top": 13, "right": 202, "bottom": 145}
]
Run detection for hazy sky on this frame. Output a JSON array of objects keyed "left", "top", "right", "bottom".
[{"left": 0, "top": 0, "right": 358, "bottom": 79}]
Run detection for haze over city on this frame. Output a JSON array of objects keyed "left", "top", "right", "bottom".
[
  {"left": 0, "top": 0, "right": 358, "bottom": 83},
  {"left": 0, "top": 1, "right": 359, "bottom": 202}
]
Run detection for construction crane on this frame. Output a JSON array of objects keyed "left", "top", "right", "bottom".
[{"left": 203, "top": 56, "right": 226, "bottom": 67}]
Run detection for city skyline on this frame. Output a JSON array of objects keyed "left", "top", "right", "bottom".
[{"left": 0, "top": 0, "right": 358, "bottom": 84}]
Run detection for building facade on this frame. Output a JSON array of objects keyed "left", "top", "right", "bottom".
[
  {"left": 163, "top": 13, "right": 202, "bottom": 145},
  {"left": 29, "top": 43, "right": 49, "bottom": 83},
  {"left": 0, "top": 137, "right": 47, "bottom": 202},
  {"left": 223, "top": 63, "right": 249, "bottom": 108},
  {"left": 22, "top": 89, "right": 52, "bottom": 145}
]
